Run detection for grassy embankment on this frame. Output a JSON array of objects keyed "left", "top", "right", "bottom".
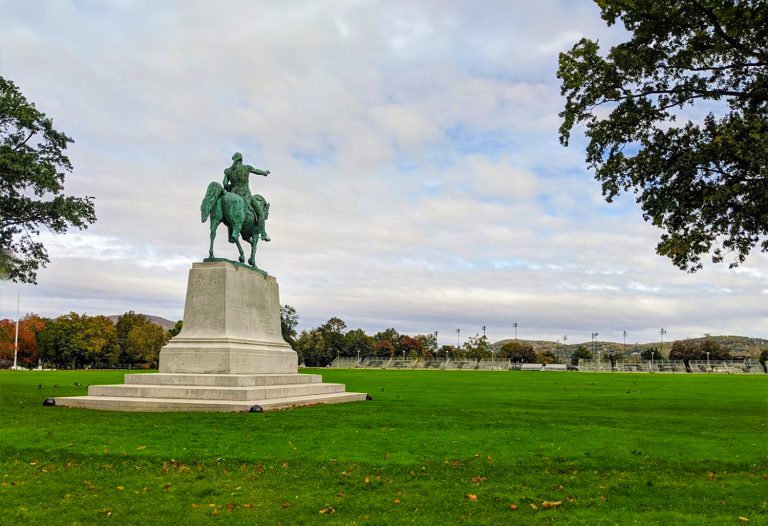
[{"left": 1, "top": 369, "right": 766, "bottom": 525}]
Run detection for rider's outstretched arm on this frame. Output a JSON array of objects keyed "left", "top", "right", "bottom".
[{"left": 246, "top": 165, "right": 270, "bottom": 177}]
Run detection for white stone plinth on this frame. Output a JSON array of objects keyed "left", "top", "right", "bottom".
[
  {"left": 159, "top": 261, "right": 298, "bottom": 374},
  {"left": 52, "top": 260, "right": 368, "bottom": 412}
]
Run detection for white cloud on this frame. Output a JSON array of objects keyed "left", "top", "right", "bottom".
[{"left": 0, "top": 1, "right": 765, "bottom": 347}]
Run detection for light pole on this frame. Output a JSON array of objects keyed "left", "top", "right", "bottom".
[
  {"left": 659, "top": 328, "right": 666, "bottom": 355},
  {"left": 512, "top": 322, "right": 518, "bottom": 342},
  {"left": 591, "top": 332, "right": 599, "bottom": 355},
  {"left": 563, "top": 335, "right": 567, "bottom": 364},
  {"left": 434, "top": 331, "right": 439, "bottom": 360},
  {"left": 623, "top": 330, "right": 627, "bottom": 354},
  {"left": 706, "top": 351, "right": 710, "bottom": 370},
  {"left": 651, "top": 350, "right": 655, "bottom": 371},
  {"left": 456, "top": 328, "right": 460, "bottom": 350}
]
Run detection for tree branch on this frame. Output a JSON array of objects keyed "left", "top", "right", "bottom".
[{"left": 693, "top": 1, "right": 768, "bottom": 62}]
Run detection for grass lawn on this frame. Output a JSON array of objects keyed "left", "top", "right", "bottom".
[{"left": 0, "top": 369, "right": 766, "bottom": 525}]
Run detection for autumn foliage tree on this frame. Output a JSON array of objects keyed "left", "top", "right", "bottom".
[{"left": 0, "top": 314, "right": 45, "bottom": 367}]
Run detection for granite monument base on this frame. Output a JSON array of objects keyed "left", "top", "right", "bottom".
[{"left": 54, "top": 261, "right": 367, "bottom": 412}]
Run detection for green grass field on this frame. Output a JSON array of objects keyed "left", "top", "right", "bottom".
[{"left": 1, "top": 369, "right": 766, "bottom": 525}]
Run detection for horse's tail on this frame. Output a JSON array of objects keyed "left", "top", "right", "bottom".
[{"left": 201, "top": 182, "right": 223, "bottom": 222}]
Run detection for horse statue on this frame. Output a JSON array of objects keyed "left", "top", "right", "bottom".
[{"left": 200, "top": 182, "right": 267, "bottom": 267}]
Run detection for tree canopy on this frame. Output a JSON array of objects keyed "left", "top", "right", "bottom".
[
  {"left": 558, "top": 1, "right": 767, "bottom": 271},
  {"left": 280, "top": 305, "right": 298, "bottom": 345},
  {"left": 570, "top": 345, "right": 594, "bottom": 366},
  {"left": 0, "top": 76, "right": 96, "bottom": 283},
  {"left": 498, "top": 341, "right": 536, "bottom": 362}
]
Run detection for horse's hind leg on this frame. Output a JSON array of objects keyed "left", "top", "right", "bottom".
[
  {"left": 247, "top": 236, "right": 258, "bottom": 267},
  {"left": 209, "top": 220, "right": 219, "bottom": 258},
  {"left": 234, "top": 238, "right": 245, "bottom": 263}
]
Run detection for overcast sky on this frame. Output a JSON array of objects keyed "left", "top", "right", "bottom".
[{"left": 1, "top": 0, "right": 766, "bottom": 346}]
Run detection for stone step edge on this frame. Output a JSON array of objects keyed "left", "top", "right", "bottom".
[
  {"left": 124, "top": 373, "right": 323, "bottom": 386},
  {"left": 89, "top": 383, "right": 346, "bottom": 401},
  {"left": 51, "top": 391, "right": 369, "bottom": 412},
  {"left": 93, "top": 382, "right": 342, "bottom": 392}
]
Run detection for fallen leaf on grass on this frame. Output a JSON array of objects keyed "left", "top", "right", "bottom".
[
  {"left": 363, "top": 476, "right": 371, "bottom": 485},
  {"left": 739, "top": 518, "right": 749, "bottom": 522},
  {"left": 336, "top": 492, "right": 345, "bottom": 498},
  {"left": 530, "top": 503, "right": 538, "bottom": 510},
  {"left": 510, "top": 504, "right": 518, "bottom": 510},
  {"left": 465, "top": 494, "right": 478, "bottom": 502},
  {"left": 226, "top": 503, "right": 235, "bottom": 513},
  {"left": 471, "top": 476, "right": 487, "bottom": 485},
  {"left": 212, "top": 510, "right": 220, "bottom": 516},
  {"left": 708, "top": 471, "right": 716, "bottom": 481},
  {"left": 393, "top": 499, "right": 401, "bottom": 504},
  {"left": 116, "top": 486, "right": 124, "bottom": 491},
  {"left": 565, "top": 497, "right": 575, "bottom": 503},
  {"left": 319, "top": 506, "right": 336, "bottom": 514},
  {"left": 136, "top": 445, "right": 146, "bottom": 450},
  {"left": 282, "top": 503, "right": 290, "bottom": 509},
  {"left": 600, "top": 495, "right": 607, "bottom": 502},
  {"left": 191, "top": 504, "right": 200, "bottom": 509},
  {"left": 242, "top": 504, "right": 253, "bottom": 509},
  {"left": 542, "top": 501, "right": 562, "bottom": 509},
  {"left": 340, "top": 471, "right": 350, "bottom": 478}
]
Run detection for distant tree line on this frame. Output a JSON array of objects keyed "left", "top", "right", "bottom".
[
  {"left": 0, "top": 311, "right": 179, "bottom": 369},
  {"left": 285, "top": 312, "right": 496, "bottom": 368},
  {"left": 4, "top": 304, "right": 766, "bottom": 373},
  {"left": 285, "top": 309, "right": 578, "bottom": 367}
]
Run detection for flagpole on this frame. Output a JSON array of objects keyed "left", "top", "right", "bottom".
[{"left": 13, "top": 284, "right": 19, "bottom": 369}]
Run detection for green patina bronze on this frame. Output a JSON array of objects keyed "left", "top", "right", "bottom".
[
  {"left": 202, "top": 257, "right": 267, "bottom": 276},
  {"left": 200, "top": 153, "right": 272, "bottom": 267}
]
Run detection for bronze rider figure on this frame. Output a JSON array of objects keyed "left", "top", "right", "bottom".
[{"left": 223, "top": 152, "right": 271, "bottom": 242}]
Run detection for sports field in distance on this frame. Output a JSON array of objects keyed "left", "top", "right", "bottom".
[{"left": 1, "top": 369, "right": 766, "bottom": 525}]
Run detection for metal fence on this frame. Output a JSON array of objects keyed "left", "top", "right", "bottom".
[
  {"left": 316, "top": 357, "right": 767, "bottom": 374},
  {"left": 577, "top": 359, "right": 765, "bottom": 374}
]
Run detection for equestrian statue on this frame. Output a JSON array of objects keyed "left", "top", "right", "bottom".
[{"left": 200, "top": 152, "right": 271, "bottom": 267}]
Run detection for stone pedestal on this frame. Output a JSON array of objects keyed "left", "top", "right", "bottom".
[
  {"left": 53, "top": 261, "right": 368, "bottom": 412},
  {"left": 159, "top": 261, "right": 297, "bottom": 374}
]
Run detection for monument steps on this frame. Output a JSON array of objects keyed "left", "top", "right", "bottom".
[
  {"left": 124, "top": 373, "right": 323, "bottom": 387},
  {"left": 53, "top": 391, "right": 368, "bottom": 412},
  {"left": 89, "top": 381, "right": 346, "bottom": 401}
]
